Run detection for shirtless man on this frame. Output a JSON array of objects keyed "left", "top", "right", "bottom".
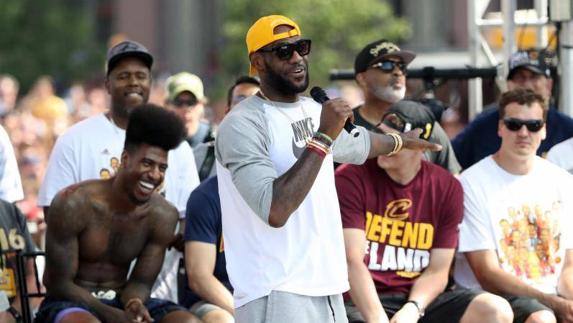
[{"left": 35, "top": 105, "right": 198, "bottom": 323}]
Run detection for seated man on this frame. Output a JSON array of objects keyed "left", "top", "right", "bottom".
[
  {"left": 183, "top": 176, "right": 234, "bottom": 323},
  {"left": 336, "top": 100, "right": 513, "bottom": 323},
  {"left": 180, "top": 76, "right": 259, "bottom": 323},
  {"left": 0, "top": 199, "right": 43, "bottom": 323},
  {"left": 454, "top": 89, "right": 573, "bottom": 323},
  {"left": 35, "top": 105, "right": 199, "bottom": 323}
]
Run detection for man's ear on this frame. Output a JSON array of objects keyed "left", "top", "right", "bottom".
[
  {"left": 355, "top": 73, "right": 367, "bottom": 89},
  {"left": 120, "top": 150, "right": 129, "bottom": 167},
  {"left": 497, "top": 119, "right": 504, "bottom": 138},
  {"left": 251, "top": 53, "right": 266, "bottom": 74},
  {"left": 104, "top": 76, "right": 111, "bottom": 95}
]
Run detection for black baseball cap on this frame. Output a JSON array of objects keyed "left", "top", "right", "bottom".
[
  {"left": 507, "top": 48, "right": 555, "bottom": 80},
  {"left": 381, "top": 100, "right": 436, "bottom": 140},
  {"left": 106, "top": 40, "right": 153, "bottom": 75},
  {"left": 354, "top": 39, "right": 416, "bottom": 74}
]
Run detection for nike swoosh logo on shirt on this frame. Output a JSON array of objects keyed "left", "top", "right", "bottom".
[{"left": 292, "top": 138, "right": 306, "bottom": 159}]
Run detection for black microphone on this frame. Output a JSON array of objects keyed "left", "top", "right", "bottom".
[{"left": 310, "top": 86, "right": 359, "bottom": 137}]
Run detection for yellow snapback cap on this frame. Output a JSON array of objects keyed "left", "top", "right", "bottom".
[{"left": 246, "top": 15, "right": 301, "bottom": 76}]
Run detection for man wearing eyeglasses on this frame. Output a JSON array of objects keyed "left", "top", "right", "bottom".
[
  {"left": 165, "top": 72, "right": 213, "bottom": 148},
  {"left": 352, "top": 39, "right": 461, "bottom": 174},
  {"left": 215, "top": 15, "right": 441, "bottom": 323},
  {"left": 452, "top": 48, "right": 573, "bottom": 170},
  {"left": 454, "top": 88, "right": 573, "bottom": 323}
]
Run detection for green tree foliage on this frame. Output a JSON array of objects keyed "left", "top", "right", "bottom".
[
  {"left": 221, "top": 0, "right": 411, "bottom": 88},
  {"left": 0, "top": 0, "right": 104, "bottom": 92}
]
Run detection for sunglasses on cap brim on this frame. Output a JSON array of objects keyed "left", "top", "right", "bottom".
[
  {"left": 258, "top": 39, "right": 312, "bottom": 61},
  {"left": 379, "top": 113, "right": 434, "bottom": 140},
  {"left": 369, "top": 60, "right": 407, "bottom": 73},
  {"left": 503, "top": 118, "right": 544, "bottom": 132}
]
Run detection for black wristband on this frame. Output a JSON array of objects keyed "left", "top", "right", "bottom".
[
  {"left": 7, "top": 306, "right": 23, "bottom": 322},
  {"left": 405, "top": 300, "right": 424, "bottom": 317}
]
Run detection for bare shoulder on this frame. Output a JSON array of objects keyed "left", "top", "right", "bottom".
[
  {"left": 147, "top": 194, "right": 179, "bottom": 235},
  {"left": 48, "top": 180, "right": 109, "bottom": 230}
]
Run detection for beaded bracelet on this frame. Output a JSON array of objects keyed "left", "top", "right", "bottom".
[
  {"left": 313, "top": 131, "right": 333, "bottom": 147},
  {"left": 386, "top": 133, "right": 403, "bottom": 156}
]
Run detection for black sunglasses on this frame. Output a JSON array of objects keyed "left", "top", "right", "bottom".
[
  {"left": 370, "top": 60, "right": 407, "bottom": 73},
  {"left": 173, "top": 98, "right": 198, "bottom": 108},
  {"left": 258, "top": 39, "right": 312, "bottom": 60},
  {"left": 503, "top": 118, "right": 544, "bottom": 132}
]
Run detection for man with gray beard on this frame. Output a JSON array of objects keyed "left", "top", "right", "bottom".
[{"left": 353, "top": 39, "right": 461, "bottom": 173}]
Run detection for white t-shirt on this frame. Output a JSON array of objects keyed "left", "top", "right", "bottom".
[
  {"left": 0, "top": 125, "right": 23, "bottom": 203},
  {"left": 547, "top": 137, "right": 573, "bottom": 174},
  {"left": 454, "top": 156, "right": 573, "bottom": 294},
  {"left": 216, "top": 95, "right": 371, "bottom": 307},
  {"left": 38, "top": 113, "right": 200, "bottom": 302}
]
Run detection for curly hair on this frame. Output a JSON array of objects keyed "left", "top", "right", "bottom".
[{"left": 124, "top": 104, "right": 186, "bottom": 152}]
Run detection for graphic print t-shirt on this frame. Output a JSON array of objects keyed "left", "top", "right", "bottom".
[
  {"left": 336, "top": 159, "right": 463, "bottom": 294},
  {"left": 455, "top": 156, "right": 573, "bottom": 294}
]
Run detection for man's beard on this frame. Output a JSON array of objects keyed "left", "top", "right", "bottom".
[
  {"left": 372, "top": 84, "right": 405, "bottom": 104},
  {"left": 265, "top": 62, "right": 309, "bottom": 96},
  {"left": 112, "top": 93, "right": 149, "bottom": 119}
]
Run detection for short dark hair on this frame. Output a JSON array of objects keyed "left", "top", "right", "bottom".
[
  {"left": 226, "top": 75, "right": 260, "bottom": 107},
  {"left": 499, "top": 88, "right": 547, "bottom": 120},
  {"left": 124, "top": 104, "right": 186, "bottom": 153}
]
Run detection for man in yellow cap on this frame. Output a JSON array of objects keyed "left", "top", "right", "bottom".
[{"left": 215, "top": 15, "right": 440, "bottom": 322}]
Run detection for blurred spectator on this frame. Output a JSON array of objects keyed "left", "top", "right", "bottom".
[
  {"left": 86, "top": 86, "right": 109, "bottom": 116},
  {"left": 193, "top": 75, "right": 260, "bottom": 182},
  {"left": 23, "top": 76, "right": 69, "bottom": 134},
  {"left": 65, "top": 82, "right": 92, "bottom": 122},
  {"left": 0, "top": 199, "right": 44, "bottom": 323},
  {"left": 165, "top": 72, "right": 213, "bottom": 147},
  {"left": 225, "top": 75, "right": 260, "bottom": 109},
  {"left": 149, "top": 75, "right": 167, "bottom": 106},
  {"left": 0, "top": 74, "right": 19, "bottom": 117}
]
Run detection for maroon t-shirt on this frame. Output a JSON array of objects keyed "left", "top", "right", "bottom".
[{"left": 335, "top": 159, "right": 463, "bottom": 295}]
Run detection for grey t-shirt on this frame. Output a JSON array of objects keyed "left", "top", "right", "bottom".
[{"left": 216, "top": 95, "right": 371, "bottom": 222}]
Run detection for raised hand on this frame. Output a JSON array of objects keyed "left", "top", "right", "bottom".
[{"left": 318, "top": 98, "right": 354, "bottom": 140}]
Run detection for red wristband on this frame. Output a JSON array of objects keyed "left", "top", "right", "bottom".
[{"left": 306, "top": 144, "right": 327, "bottom": 157}]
